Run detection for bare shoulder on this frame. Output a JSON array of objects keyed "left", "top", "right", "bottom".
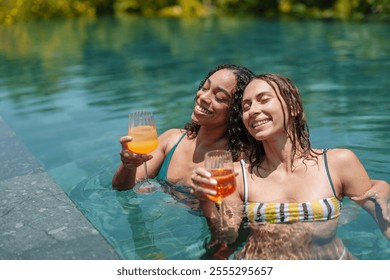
[
  {"left": 325, "top": 148, "right": 360, "bottom": 167},
  {"left": 159, "top": 128, "right": 186, "bottom": 141},
  {"left": 325, "top": 148, "right": 371, "bottom": 197},
  {"left": 158, "top": 128, "right": 187, "bottom": 150},
  {"left": 323, "top": 148, "right": 361, "bottom": 181}
]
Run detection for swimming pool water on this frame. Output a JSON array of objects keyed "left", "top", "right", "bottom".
[{"left": 0, "top": 16, "right": 389, "bottom": 259}]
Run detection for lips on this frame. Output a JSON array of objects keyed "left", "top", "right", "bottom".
[
  {"left": 252, "top": 118, "right": 271, "bottom": 128},
  {"left": 195, "top": 104, "right": 212, "bottom": 115}
]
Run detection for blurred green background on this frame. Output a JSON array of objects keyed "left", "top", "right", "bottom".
[{"left": 1, "top": 0, "right": 389, "bottom": 25}]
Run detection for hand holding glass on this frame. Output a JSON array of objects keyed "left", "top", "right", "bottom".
[
  {"left": 128, "top": 111, "right": 160, "bottom": 194},
  {"left": 201, "top": 150, "right": 237, "bottom": 228}
]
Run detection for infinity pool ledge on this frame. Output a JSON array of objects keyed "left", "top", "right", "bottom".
[{"left": 0, "top": 116, "right": 120, "bottom": 260}]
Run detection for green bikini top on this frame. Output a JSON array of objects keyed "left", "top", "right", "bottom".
[{"left": 155, "top": 133, "right": 186, "bottom": 182}]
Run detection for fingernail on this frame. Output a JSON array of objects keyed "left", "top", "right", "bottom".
[
  {"left": 205, "top": 171, "right": 211, "bottom": 177},
  {"left": 210, "top": 190, "right": 217, "bottom": 195},
  {"left": 210, "top": 179, "right": 217, "bottom": 185}
]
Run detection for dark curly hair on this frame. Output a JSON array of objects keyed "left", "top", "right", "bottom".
[
  {"left": 230, "top": 73, "right": 317, "bottom": 172},
  {"left": 184, "top": 64, "right": 254, "bottom": 161}
]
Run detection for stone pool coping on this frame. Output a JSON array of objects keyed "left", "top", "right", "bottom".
[{"left": 0, "top": 116, "right": 120, "bottom": 260}]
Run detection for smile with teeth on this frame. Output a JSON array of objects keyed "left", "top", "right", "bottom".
[
  {"left": 195, "top": 104, "right": 212, "bottom": 115},
  {"left": 252, "top": 119, "right": 270, "bottom": 128}
]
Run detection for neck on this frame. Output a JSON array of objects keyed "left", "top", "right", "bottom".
[
  {"left": 195, "top": 126, "right": 228, "bottom": 151},
  {"left": 262, "top": 136, "right": 295, "bottom": 171}
]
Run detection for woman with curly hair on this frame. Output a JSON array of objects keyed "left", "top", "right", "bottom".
[{"left": 112, "top": 64, "right": 254, "bottom": 191}]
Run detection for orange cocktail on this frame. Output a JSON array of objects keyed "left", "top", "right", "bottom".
[
  {"left": 127, "top": 125, "right": 158, "bottom": 154},
  {"left": 201, "top": 168, "right": 236, "bottom": 205}
]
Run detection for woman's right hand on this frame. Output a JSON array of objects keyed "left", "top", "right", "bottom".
[
  {"left": 190, "top": 167, "right": 217, "bottom": 197},
  {"left": 192, "top": 167, "right": 242, "bottom": 256},
  {"left": 119, "top": 136, "right": 152, "bottom": 170}
]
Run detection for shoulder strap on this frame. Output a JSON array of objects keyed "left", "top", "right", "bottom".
[
  {"left": 323, "top": 149, "right": 341, "bottom": 201},
  {"left": 240, "top": 159, "right": 248, "bottom": 204},
  {"left": 155, "top": 132, "right": 186, "bottom": 181}
]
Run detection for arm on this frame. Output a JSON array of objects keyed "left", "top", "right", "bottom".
[
  {"left": 191, "top": 166, "right": 244, "bottom": 259},
  {"left": 351, "top": 179, "right": 390, "bottom": 223},
  {"left": 112, "top": 129, "right": 181, "bottom": 190},
  {"left": 331, "top": 149, "right": 390, "bottom": 239}
]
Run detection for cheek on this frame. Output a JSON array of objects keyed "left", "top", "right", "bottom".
[
  {"left": 214, "top": 106, "right": 229, "bottom": 121},
  {"left": 215, "top": 101, "right": 229, "bottom": 111},
  {"left": 195, "top": 91, "right": 202, "bottom": 99},
  {"left": 242, "top": 114, "right": 250, "bottom": 128}
]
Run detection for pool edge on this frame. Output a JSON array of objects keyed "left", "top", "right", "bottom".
[{"left": 0, "top": 115, "right": 121, "bottom": 260}]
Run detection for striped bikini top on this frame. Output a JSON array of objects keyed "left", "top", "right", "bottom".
[{"left": 242, "top": 149, "right": 342, "bottom": 223}]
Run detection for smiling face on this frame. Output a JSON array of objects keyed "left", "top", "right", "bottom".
[
  {"left": 241, "top": 78, "right": 289, "bottom": 141},
  {"left": 191, "top": 68, "right": 236, "bottom": 128},
  {"left": 235, "top": 73, "right": 311, "bottom": 168}
]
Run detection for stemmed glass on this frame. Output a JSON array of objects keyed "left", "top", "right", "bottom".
[
  {"left": 128, "top": 111, "right": 160, "bottom": 194},
  {"left": 201, "top": 150, "right": 237, "bottom": 229}
]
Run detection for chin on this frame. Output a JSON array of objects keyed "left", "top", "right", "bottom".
[
  {"left": 193, "top": 111, "right": 208, "bottom": 122},
  {"left": 191, "top": 115, "right": 200, "bottom": 125}
]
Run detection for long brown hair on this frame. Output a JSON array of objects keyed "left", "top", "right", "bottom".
[{"left": 230, "top": 73, "right": 317, "bottom": 171}]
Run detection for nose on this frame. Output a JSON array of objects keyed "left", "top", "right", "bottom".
[
  {"left": 247, "top": 103, "right": 261, "bottom": 117},
  {"left": 197, "top": 89, "right": 212, "bottom": 105}
]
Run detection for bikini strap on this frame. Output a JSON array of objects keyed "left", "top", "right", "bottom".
[
  {"left": 240, "top": 159, "right": 248, "bottom": 204},
  {"left": 155, "top": 132, "right": 186, "bottom": 181},
  {"left": 177, "top": 132, "right": 186, "bottom": 144},
  {"left": 323, "top": 148, "right": 341, "bottom": 201}
]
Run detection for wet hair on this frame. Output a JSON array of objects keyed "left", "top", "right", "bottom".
[
  {"left": 230, "top": 73, "right": 316, "bottom": 172},
  {"left": 184, "top": 64, "right": 255, "bottom": 161}
]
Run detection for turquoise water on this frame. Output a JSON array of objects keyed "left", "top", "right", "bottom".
[{"left": 0, "top": 16, "right": 389, "bottom": 259}]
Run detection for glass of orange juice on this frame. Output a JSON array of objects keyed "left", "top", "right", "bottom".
[
  {"left": 201, "top": 150, "right": 237, "bottom": 228},
  {"left": 128, "top": 111, "right": 160, "bottom": 194}
]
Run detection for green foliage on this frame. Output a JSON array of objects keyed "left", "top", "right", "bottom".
[
  {"left": 115, "top": 0, "right": 206, "bottom": 17},
  {"left": 0, "top": 0, "right": 97, "bottom": 25},
  {"left": 213, "top": 0, "right": 278, "bottom": 16},
  {"left": 115, "top": 0, "right": 177, "bottom": 16},
  {"left": 0, "top": 0, "right": 389, "bottom": 25},
  {"left": 277, "top": 0, "right": 390, "bottom": 19}
]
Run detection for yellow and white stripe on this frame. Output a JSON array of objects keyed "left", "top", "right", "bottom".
[{"left": 245, "top": 197, "right": 342, "bottom": 223}]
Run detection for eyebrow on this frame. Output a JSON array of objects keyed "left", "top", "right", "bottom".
[{"left": 242, "top": 91, "right": 270, "bottom": 103}]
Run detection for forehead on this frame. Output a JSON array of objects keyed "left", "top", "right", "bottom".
[
  {"left": 243, "top": 79, "right": 275, "bottom": 98},
  {"left": 209, "top": 69, "right": 237, "bottom": 94}
]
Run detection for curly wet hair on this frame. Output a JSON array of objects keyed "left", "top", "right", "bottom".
[
  {"left": 230, "top": 73, "right": 316, "bottom": 171},
  {"left": 184, "top": 64, "right": 255, "bottom": 161}
]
